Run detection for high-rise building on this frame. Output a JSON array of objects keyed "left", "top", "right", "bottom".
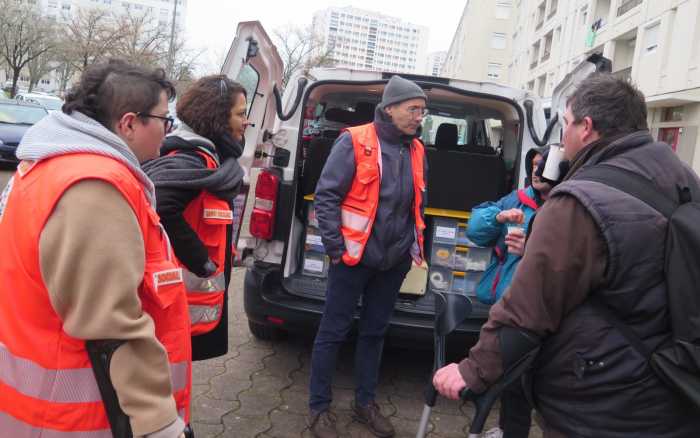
[
  {"left": 312, "top": 6, "right": 429, "bottom": 74},
  {"left": 40, "top": 0, "right": 186, "bottom": 28},
  {"left": 425, "top": 51, "right": 447, "bottom": 76},
  {"left": 441, "top": 0, "right": 514, "bottom": 84}
]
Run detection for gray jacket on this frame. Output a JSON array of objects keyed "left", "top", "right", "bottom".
[{"left": 314, "top": 107, "right": 427, "bottom": 271}]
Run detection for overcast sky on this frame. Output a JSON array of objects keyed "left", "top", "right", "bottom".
[{"left": 185, "top": 1, "right": 466, "bottom": 72}]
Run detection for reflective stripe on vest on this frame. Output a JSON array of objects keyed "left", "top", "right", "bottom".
[
  {"left": 182, "top": 269, "right": 226, "bottom": 293},
  {"left": 0, "top": 412, "right": 112, "bottom": 438},
  {"left": 339, "top": 123, "right": 426, "bottom": 266},
  {"left": 189, "top": 304, "right": 222, "bottom": 325},
  {"left": 1, "top": 342, "right": 189, "bottom": 399}
]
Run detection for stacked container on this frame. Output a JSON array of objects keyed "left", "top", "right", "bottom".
[
  {"left": 302, "top": 201, "right": 330, "bottom": 278},
  {"left": 428, "top": 217, "right": 491, "bottom": 297}
]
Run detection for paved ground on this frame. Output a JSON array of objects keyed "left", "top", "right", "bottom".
[
  {"left": 190, "top": 268, "right": 544, "bottom": 438},
  {"left": 0, "top": 168, "right": 543, "bottom": 438}
]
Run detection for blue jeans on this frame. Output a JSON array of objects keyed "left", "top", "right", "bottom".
[{"left": 308, "top": 257, "right": 411, "bottom": 412}]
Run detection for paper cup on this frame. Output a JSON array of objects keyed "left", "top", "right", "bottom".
[{"left": 543, "top": 144, "right": 565, "bottom": 181}]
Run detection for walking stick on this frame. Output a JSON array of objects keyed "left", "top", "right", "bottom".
[{"left": 415, "top": 291, "right": 472, "bottom": 438}]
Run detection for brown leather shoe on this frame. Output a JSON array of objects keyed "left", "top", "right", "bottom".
[
  {"left": 308, "top": 409, "right": 339, "bottom": 438},
  {"left": 352, "top": 401, "right": 395, "bottom": 437}
]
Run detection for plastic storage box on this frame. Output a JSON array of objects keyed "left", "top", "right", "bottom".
[
  {"left": 432, "top": 217, "right": 458, "bottom": 245},
  {"left": 428, "top": 265, "right": 452, "bottom": 292},
  {"left": 304, "top": 226, "right": 325, "bottom": 253},
  {"left": 430, "top": 242, "right": 455, "bottom": 268},
  {"left": 303, "top": 251, "right": 329, "bottom": 278}
]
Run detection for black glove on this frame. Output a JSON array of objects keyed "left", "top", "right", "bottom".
[
  {"left": 202, "top": 259, "right": 218, "bottom": 277},
  {"left": 535, "top": 147, "right": 570, "bottom": 187}
]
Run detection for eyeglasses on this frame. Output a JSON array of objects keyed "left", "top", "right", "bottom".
[
  {"left": 137, "top": 112, "right": 175, "bottom": 133},
  {"left": 406, "top": 106, "right": 429, "bottom": 117}
]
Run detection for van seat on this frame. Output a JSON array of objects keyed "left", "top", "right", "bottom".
[{"left": 426, "top": 150, "right": 506, "bottom": 212}]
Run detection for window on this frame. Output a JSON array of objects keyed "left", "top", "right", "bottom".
[
  {"left": 236, "top": 65, "right": 259, "bottom": 116},
  {"left": 662, "top": 106, "right": 684, "bottom": 122},
  {"left": 644, "top": 22, "right": 660, "bottom": 53},
  {"left": 487, "top": 63, "right": 502, "bottom": 79},
  {"left": 495, "top": 1, "right": 511, "bottom": 19},
  {"left": 491, "top": 32, "right": 507, "bottom": 49}
]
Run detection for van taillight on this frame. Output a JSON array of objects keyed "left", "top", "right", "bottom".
[{"left": 249, "top": 170, "right": 279, "bottom": 240}]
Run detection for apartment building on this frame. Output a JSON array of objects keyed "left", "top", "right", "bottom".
[
  {"left": 312, "top": 6, "right": 430, "bottom": 74},
  {"left": 426, "top": 51, "right": 447, "bottom": 76},
  {"left": 42, "top": 0, "right": 186, "bottom": 27},
  {"left": 510, "top": 0, "right": 700, "bottom": 174},
  {"left": 441, "top": 0, "right": 514, "bottom": 84}
]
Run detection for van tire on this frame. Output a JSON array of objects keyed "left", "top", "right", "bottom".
[{"left": 248, "top": 320, "right": 285, "bottom": 341}]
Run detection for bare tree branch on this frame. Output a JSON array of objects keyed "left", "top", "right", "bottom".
[{"left": 273, "top": 24, "right": 335, "bottom": 88}]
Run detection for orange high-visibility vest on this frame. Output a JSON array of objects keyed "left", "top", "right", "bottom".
[
  {"left": 340, "top": 123, "right": 426, "bottom": 266},
  {"left": 170, "top": 150, "right": 232, "bottom": 336},
  {"left": 0, "top": 154, "right": 191, "bottom": 435}
]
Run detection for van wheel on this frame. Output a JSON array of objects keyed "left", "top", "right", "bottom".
[{"left": 248, "top": 320, "right": 285, "bottom": 341}]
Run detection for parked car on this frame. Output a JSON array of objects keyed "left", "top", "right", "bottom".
[
  {"left": 0, "top": 101, "right": 49, "bottom": 165},
  {"left": 15, "top": 92, "right": 63, "bottom": 113},
  {"left": 221, "top": 21, "right": 609, "bottom": 344}
]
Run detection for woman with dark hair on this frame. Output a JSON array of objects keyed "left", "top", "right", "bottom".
[
  {"left": 0, "top": 59, "right": 191, "bottom": 437},
  {"left": 143, "top": 74, "right": 248, "bottom": 361}
]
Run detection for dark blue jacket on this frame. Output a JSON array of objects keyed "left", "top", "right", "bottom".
[{"left": 314, "top": 108, "right": 427, "bottom": 271}]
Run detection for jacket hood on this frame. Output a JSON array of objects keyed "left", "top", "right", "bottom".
[{"left": 15, "top": 111, "right": 155, "bottom": 206}]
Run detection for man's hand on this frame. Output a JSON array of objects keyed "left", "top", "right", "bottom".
[
  {"left": 432, "top": 363, "right": 467, "bottom": 400},
  {"left": 505, "top": 228, "right": 526, "bottom": 256},
  {"left": 496, "top": 208, "right": 524, "bottom": 224}
]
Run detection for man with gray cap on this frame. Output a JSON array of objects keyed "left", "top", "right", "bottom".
[{"left": 308, "top": 75, "right": 429, "bottom": 438}]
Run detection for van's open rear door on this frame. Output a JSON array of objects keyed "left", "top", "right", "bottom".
[{"left": 221, "top": 21, "right": 283, "bottom": 263}]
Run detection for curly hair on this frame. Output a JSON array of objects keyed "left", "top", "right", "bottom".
[
  {"left": 175, "top": 75, "right": 247, "bottom": 142},
  {"left": 63, "top": 59, "right": 176, "bottom": 130}
]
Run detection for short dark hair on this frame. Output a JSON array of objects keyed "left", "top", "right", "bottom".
[
  {"left": 566, "top": 73, "right": 648, "bottom": 138},
  {"left": 63, "top": 59, "right": 176, "bottom": 131},
  {"left": 176, "top": 75, "right": 247, "bottom": 142}
]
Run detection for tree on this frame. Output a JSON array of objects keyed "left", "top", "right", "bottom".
[
  {"left": 273, "top": 24, "right": 335, "bottom": 88},
  {"left": 53, "top": 40, "right": 79, "bottom": 95},
  {"left": 0, "top": 0, "right": 56, "bottom": 97},
  {"left": 113, "top": 11, "right": 169, "bottom": 68},
  {"left": 63, "top": 7, "right": 124, "bottom": 72},
  {"left": 26, "top": 50, "right": 53, "bottom": 92}
]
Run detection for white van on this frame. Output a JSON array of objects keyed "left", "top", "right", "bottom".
[{"left": 222, "top": 21, "right": 610, "bottom": 342}]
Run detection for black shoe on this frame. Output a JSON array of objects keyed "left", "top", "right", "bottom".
[
  {"left": 308, "top": 409, "right": 339, "bottom": 438},
  {"left": 352, "top": 401, "right": 395, "bottom": 437}
]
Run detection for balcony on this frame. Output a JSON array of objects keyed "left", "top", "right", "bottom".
[
  {"left": 617, "top": 0, "right": 642, "bottom": 17},
  {"left": 613, "top": 67, "right": 632, "bottom": 82}
]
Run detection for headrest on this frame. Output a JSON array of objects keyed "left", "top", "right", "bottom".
[
  {"left": 435, "top": 123, "right": 458, "bottom": 150},
  {"left": 354, "top": 101, "right": 375, "bottom": 124}
]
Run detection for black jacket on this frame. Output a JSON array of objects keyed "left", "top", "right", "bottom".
[{"left": 145, "top": 134, "right": 243, "bottom": 360}]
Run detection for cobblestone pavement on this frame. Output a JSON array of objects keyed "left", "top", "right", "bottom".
[{"left": 191, "top": 268, "right": 544, "bottom": 438}]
